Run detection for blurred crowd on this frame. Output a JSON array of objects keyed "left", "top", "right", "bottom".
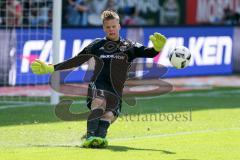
[
  {"left": 0, "top": 0, "right": 240, "bottom": 27},
  {"left": 222, "top": 6, "right": 240, "bottom": 25},
  {"left": 62, "top": 0, "right": 181, "bottom": 26},
  {"left": 63, "top": 0, "right": 240, "bottom": 26},
  {"left": 62, "top": 0, "right": 157, "bottom": 26},
  {"left": 0, "top": 0, "right": 52, "bottom": 27}
]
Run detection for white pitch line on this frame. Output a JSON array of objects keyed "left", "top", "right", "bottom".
[
  {"left": 133, "top": 89, "right": 240, "bottom": 101},
  {"left": 0, "top": 128, "right": 239, "bottom": 148},
  {"left": 0, "top": 103, "right": 48, "bottom": 110},
  {"left": 109, "top": 127, "right": 240, "bottom": 142},
  {"left": 0, "top": 101, "right": 85, "bottom": 110}
]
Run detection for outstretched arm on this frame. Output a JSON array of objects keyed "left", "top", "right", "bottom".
[
  {"left": 53, "top": 51, "right": 90, "bottom": 71},
  {"left": 31, "top": 49, "right": 89, "bottom": 74},
  {"left": 30, "top": 39, "right": 101, "bottom": 74}
]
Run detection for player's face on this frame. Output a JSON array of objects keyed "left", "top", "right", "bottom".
[{"left": 103, "top": 19, "right": 121, "bottom": 41}]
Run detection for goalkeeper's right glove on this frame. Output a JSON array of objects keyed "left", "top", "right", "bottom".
[{"left": 30, "top": 59, "right": 54, "bottom": 74}]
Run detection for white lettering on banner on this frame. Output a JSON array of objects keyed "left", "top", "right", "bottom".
[
  {"left": 21, "top": 40, "right": 45, "bottom": 73},
  {"left": 188, "top": 37, "right": 204, "bottom": 65},
  {"left": 38, "top": 40, "right": 52, "bottom": 62},
  {"left": 197, "top": 0, "right": 240, "bottom": 23},
  {"left": 21, "top": 40, "right": 66, "bottom": 73},
  {"left": 202, "top": 37, "right": 218, "bottom": 65},
  {"left": 39, "top": 40, "right": 66, "bottom": 64},
  {"left": 188, "top": 36, "right": 232, "bottom": 66},
  {"left": 219, "top": 36, "right": 232, "bottom": 65}
]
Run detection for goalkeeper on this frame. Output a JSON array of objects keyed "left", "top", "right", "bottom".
[{"left": 31, "top": 10, "right": 166, "bottom": 148}]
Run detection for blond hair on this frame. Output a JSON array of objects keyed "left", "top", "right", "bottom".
[{"left": 101, "top": 10, "right": 120, "bottom": 23}]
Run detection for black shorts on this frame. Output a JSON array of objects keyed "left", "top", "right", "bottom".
[{"left": 86, "top": 82, "right": 122, "bottom": 116}]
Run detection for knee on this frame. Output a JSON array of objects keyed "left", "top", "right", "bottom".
[
  {"left": 101, "top": 111, "right": 116, "bottom": 122},
  {"left": 91, "top": 98, "right": 106, "bottom": 109}
]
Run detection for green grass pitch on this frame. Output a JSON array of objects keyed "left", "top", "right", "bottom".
[{"left": 0, "top": 87, "right": 240, "bottom": 160}]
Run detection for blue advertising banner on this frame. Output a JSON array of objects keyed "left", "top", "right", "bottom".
[
  {"left": 15, "top": 27, "right": 234, "bottom": 85},
  {"left": 143, "top": 27, "right": 234, "bottom": 78}
]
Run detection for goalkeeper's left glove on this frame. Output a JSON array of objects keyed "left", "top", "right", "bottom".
[
  {"left": 149, "top": 32, "right": 166, "bottom": 52},
  {"left": 30, "top": 59, "right": 54, "bottom": 74}
]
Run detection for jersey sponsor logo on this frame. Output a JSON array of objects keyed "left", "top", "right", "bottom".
[{"left": 100, "top": 54, "right": 125, "bottom": 60}]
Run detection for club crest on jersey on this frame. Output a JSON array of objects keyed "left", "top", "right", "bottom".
[{"left": 119, "top": 45, "right": 127, "bottom": 52}]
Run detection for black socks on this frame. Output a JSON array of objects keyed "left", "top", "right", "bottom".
[
  {"left": 86, "top": 108, "right": 104, "bottom": 138},
  {"left": 96, "top": 120, "right": 110, "bottom": 138},
  {"left": 86, "top": 108, "right": 111, "bottom": 139}
]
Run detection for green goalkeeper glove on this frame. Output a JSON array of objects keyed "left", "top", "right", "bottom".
[
  {"left": 149, "top": 32, "right": 166, "bottom": 52},
  {"left": 30, "top": 59, "right": 54, "bottom": 74}
]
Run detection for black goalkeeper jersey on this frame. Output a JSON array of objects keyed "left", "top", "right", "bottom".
[{"left": 53, "top": 37, "right": 159, "bottom": 97}]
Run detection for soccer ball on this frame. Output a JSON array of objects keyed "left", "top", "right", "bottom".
[{"left": 168, "top": 46, "right": 191, "bottom": 69}]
